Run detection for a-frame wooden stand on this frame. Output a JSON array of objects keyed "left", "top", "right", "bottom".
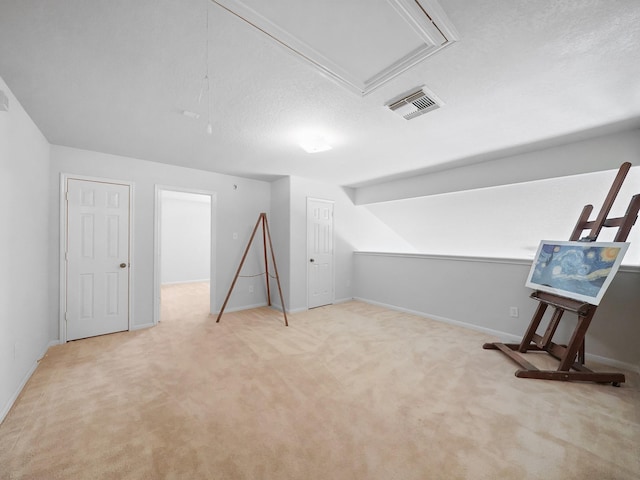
[
  {"left": 216, "top": 213, "right": 288, "bottom": 326},
  {"left": 483, "top": 162, "right": 640, "bottom": 385}
]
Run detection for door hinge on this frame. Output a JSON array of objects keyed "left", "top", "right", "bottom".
[{"left": 64, "top": 312, "right": 68, "bottom": 322}]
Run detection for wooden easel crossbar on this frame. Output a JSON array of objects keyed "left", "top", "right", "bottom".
[
  {"left": 483, "top": 162, "right": 640, "bottom": 385},
  {"left": 216, "top": 213, "right": 288, "bottom": 326}
]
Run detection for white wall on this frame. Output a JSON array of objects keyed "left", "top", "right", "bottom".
[
  {"left": 358, "top": 167, "right": 640, "bottom": 264},
  {"left": 49, "top": 145, "right": 272, "bottom": 333},
  {"left": 353, "top": 253, "right": 640, "bottom": 371},
  {"left": 286, "top": 177, "right": 359, "bottom": 311},
  {"left": 269, "top": 177, "right": 291, "bottom": 309},
  {"left": 0, "top": 77, "right": 51, "bottom": 421},
  {"left": 350, "top": 129, "right": 640, "bottom": 372},
  {"left": 160, "top": 191, "right": 211, "bottom": 284},
  {"left": 2, "top": 70, "right": 637, "bottom": 423}
]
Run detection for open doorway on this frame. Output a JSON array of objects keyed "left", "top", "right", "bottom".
[{"left": 154, "top": 187, "right": 216, "bottom": 324}]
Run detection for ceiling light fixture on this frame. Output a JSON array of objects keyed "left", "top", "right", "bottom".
[
  {"left": 299, "top": 136, "right": 332, "bottom": 154},
  {"left": 182, "top": 110, "right": 200, "bottom": 120}
]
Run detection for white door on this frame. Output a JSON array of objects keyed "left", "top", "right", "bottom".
[
  {"left": 307, "top": 198, "right": 334, "bottom": 308},
  {"left": 66, "top": 179, "right": 130, "bottom": 340}
]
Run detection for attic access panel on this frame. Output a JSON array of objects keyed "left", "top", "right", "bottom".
[{"left": 211, "top": 0, "right": 458, "bottom": 96}]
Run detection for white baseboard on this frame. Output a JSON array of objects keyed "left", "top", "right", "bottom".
[
  {"left": 216, "top": 303, "right": 309, "bottom": 315},
  {"left": 287, "top": 307, "right": 307, "bottom": 314},
  {"left": 161, "top": 279, "right": 210, "bottom": 286},
  {"left": 1, "top": 339, "right": 56, "bottom": 425},
  {"left": 130, "top": 322, "right": 154, "bottom": 331},
  {"left": 273, "top": 297, "right": 356, "bottom": 315},
  {"left": 353, "top": 297, "right": 640, "bottom": 374},
  {"left": 585, "top": 352, "right": 640, "bottom": 373},
  {"left": 218, "top": 302, "right": 269, "bottom": 314},
  {"left": 0, "top": 362, "right": 39, "bottom": 424},
  {"left": 334, "top": 296, "right": 355, "bottom": 305}
]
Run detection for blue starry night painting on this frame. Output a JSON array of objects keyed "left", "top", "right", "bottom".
[{"left": 525, "top": 241, "right": 629, "bottom": 305}]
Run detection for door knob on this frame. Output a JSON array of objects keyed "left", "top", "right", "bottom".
[
  {"left": 309, "top": 258, "right": 315, "bottom": 263},
  {"left": 120, "top": 263, "right": 127, "bottom": 268}
]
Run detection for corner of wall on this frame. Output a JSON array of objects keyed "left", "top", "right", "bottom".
[{"left": 0, "top": 77, "right": 53, "bottom": 423}]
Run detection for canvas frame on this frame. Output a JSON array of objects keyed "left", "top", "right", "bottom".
[{"left": 525, "top": 240, "right": 629, "bottom": 306}]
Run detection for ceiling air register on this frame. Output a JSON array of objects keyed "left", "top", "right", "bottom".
[{"left": 387, "top": 88, "right": 441, "bottom": 120}]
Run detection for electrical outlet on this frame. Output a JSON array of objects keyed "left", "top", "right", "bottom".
[
  {"left": 249, "top": 285, "right": 254, "bottom": 294},
  {"left": 509, "top": 307, "right": 519, "bottom": 318}
]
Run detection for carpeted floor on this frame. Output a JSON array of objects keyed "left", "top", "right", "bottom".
[{"left": 1, "top": 282, "right": 638, "bottom": 479}]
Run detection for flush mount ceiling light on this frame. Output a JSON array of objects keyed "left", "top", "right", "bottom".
[
  {"left": 299, "top": 135, "right": 332, "bottom": 153},
  {"left": 182, "top": 110, "right": 200, "bottom": 120},
  {"left": 211, "top": 0, "right": 458, "bottom": 96}
]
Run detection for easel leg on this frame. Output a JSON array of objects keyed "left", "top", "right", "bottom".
[
  {"left": 540, "top": 307, "right": 564, "bottom": 349},
  {"left": 518, "top": 302, "right": 548, "bottom": 352},
  {"left": 216, "top": 214, "right": 264, "bottom": 323},
  {"left": 263, "top": 216, "right": 288, "bottom": 326},
  {"left": 558, "top": 311, "right": 595, "bottom": 371},
  {"left": 261, "top": 215, "right": 272, "bottom": 306},
  {"left": 217, "top": 213, "right": 288, "bottom": 326}
]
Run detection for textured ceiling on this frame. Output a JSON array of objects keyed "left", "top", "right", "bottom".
[{"left": 1, "top": 0, "right": 639, "bottom": 187}]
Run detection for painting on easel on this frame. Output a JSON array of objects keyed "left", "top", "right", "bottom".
[{"left": 526, "top": 240, "right": 629, "bottom": 305}]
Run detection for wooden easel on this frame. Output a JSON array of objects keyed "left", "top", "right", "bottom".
[
  {"left": 216, "top": 213, "right": 288, "bottom": 326},
  {"left": 484, "top": 162, "right": 640, "bottom": 385}
]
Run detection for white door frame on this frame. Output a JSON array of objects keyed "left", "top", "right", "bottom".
[
  {"left": 153, "top": 185, "right": 217, "bottom": 325},
  {"left": 306, "top": 197, "right": 335, "bottom": 309},
  {"left": 59, "top": 173, "right": 135, "bottom": 343}
]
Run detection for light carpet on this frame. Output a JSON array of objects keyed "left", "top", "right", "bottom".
[{"left": 1, "top": 282, "right": 638, "bottom": 479}]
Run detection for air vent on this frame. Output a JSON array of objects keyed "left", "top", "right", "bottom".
[{"left": 387, "top": 87, "right": 442, "bottom": 120}]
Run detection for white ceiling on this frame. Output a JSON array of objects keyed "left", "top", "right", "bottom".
[{"left": 1, "top": 0, "right": 639, "bottom": 188}]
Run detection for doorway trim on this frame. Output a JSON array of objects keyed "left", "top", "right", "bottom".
[
  {"left": 59, "top": 173, "right": 135, "bottom": 343},
  {"left": 306, "top": 197, "right": 335, "bottom": 309},
  {"left": 153, "top": 185, "right": 218, "bottom": 325}
]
